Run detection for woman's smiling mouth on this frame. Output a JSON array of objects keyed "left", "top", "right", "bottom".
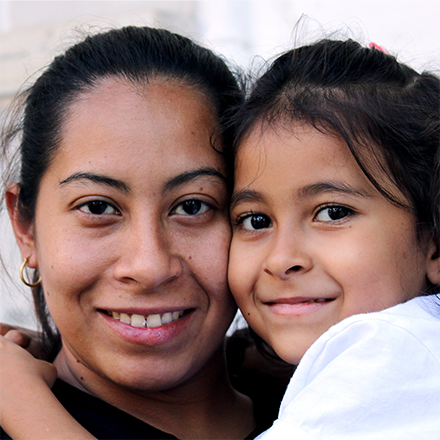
[
  {"left": 98, "top": 307, "right": 196, "bottom": 346},
  {"left": 104, "top": 309, "right": 187, "bottom": 328}
]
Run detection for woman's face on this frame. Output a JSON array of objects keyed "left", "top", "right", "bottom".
[{"left": 22, "top": 78, "right": 236, "bottom": 393}]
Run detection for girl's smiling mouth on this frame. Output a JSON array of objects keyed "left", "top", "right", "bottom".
[{"left": 264, "top": 297, "right": 336, "bottom": 315}]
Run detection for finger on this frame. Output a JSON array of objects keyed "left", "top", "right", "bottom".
[
  {"left": 40, "top": 361, "right": 58, "bottom": 387},
  {"left": 0, "top": 323, "right": 15, "bottom": 336},
  {"left": 4, "top": 330, "right": 31, "bottom": 347},
  {"left": 26, "top": 338, "right": 47, "bottom": 360}
]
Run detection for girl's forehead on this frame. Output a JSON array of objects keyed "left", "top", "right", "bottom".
[
  {"left": 235, "top": 121, "right": 407, "bottom": 205},
  {"left": 236, "top": 122, "right": 347, "bottom": 166}
]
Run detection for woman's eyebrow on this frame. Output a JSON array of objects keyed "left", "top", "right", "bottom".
[
  {"left": 163, "top": 167, "right": 227, "bottom": 193},
  {"left": 59, "top": 172, "right": 131, "bottom": 193}
]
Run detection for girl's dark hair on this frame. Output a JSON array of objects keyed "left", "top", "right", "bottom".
[
  {"left": 1, "top": 26, "right": 243, "bottom": 360},
  {"left": 232, "top": 38, "right": 439, "bottom": 364},
  {"left": 234, "top": 38, "right": 439, "bottom": 287}
]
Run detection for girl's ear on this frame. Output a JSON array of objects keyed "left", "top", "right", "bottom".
[
  {"left": 426, "top": 240, "right": 440, "bottom": 287},
  {"left": 6, "top": 183, "right": 38, "bottom": 269}
]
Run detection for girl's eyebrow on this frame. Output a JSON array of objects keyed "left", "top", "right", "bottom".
[
  {"left": 230, "top": 189, "right": 266, "bottom": 209},
  {"left": 59, "top": 172, "right": 131, "bottom": 193},
  {"left": 230, "top": 181, "right": 371, "bottom": 209},
  {"left": 163, "top": 167, "right": 227, "bottom": 193},
  {"left": 297, "top": 182, "right": 372, "bottom": 199}
]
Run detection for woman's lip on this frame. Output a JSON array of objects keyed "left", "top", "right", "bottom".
[
  {"left": 100, "top": 309, "right": 188, "bottom": 328},
  {"left": 98, "top": 306, "right": 192, "bottom": 316},
  {"left": 99, "top": 309, "right": 194, "bottom": 346}
]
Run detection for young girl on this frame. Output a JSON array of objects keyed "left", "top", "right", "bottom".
[
  {"left": 1, "top": 38, "right": 440, "bottom": 439},
  {"left": 228, "top": 38, "right": 440, "bottom": 438}
]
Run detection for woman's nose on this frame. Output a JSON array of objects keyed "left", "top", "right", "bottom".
[
  {"left": 263, "top": 227, "right": 313, "bottom": 280},
  {"left": 113, "top": 220, "right": 183, "bottom": 290}
]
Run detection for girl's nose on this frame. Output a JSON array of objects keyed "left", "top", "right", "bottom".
[
  {"left": 263, "top": 227, "right": 313, "bottom": 280},
  {"left": 113, "top": 220, "right": 183, "bottom": 290}
]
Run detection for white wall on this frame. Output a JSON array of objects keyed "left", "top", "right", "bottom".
[{"left": 1, "top": 0, "right": 439, "bottom": 327}]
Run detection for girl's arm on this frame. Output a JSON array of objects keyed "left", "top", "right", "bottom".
[
  {"left": 0, "top": 335, "right": 96, "bottom": 439},
  {"left": 258, "top": 312, "right": 440, "bottom": 439}
]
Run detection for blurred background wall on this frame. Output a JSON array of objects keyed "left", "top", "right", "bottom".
[{"left": 1, "top": 0, "right": 439, "bottom": 328}]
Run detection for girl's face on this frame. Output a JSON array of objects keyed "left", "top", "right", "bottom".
[
  {"left": 12, "top": 78, "right": 236, "bottom": 394},
  {"left": 229, "top": 123, "right": 438, "bottom": 365}
]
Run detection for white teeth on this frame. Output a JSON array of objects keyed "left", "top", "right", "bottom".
[
  {"left": 131, "top": 314, "right": 146, "bottom": 328},
  {"left": 161, "top": 312, "right": 173, "bottom": 324},
  {"left": 147, "top": 314, "right": 162, "bottom": 328},
  {"left": 108, "top": 310, "right": 184, "bottom": 328},
  {"left": 120, "top": 313, "right": 131, "bottom": 324}
]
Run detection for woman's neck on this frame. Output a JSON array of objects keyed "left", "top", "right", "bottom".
[{"left": 54, "top": 344, "right": 255, "bottom": 439}]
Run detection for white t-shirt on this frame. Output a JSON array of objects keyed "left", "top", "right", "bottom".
[{"left": 257, "top": 295, "right": 440, "bottom": 440}]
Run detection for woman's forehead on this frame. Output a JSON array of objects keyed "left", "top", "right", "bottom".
[{"left": 47, "top": 78, "right": 227, "bottom": 187}]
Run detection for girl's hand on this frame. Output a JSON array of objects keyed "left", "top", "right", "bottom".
[
  {"left": 0, "top": 322, "right": 46, "bottom": 359},
  {"left": 0, "top": 334, "right": 56, "bottom": 437},
  {"left": 0, "top": 334, "right": 57, "bottom": 389},
  {"left": 0, "top": 336, "right": 96, "bottom": 439}
]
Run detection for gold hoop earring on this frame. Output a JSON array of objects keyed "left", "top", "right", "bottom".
[{"left": 19, "top": 257, "right": 42, "bottom": 287}]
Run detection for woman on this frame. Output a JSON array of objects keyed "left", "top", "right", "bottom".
[{"left": 0, "top": 26, "right": 284, "bottom": 439}]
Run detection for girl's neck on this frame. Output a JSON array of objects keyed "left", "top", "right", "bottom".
[{"left": 54, "top": 345, "right": 255, "bottom": 439}]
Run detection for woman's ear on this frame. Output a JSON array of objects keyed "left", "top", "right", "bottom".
[
  {"left": 6, "top": 183, "right": 38, "bottom": 268},
  {"left": 426, "top": 239, "right": 440, "bottom": 287}
]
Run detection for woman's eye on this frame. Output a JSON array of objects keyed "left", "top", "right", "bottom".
[
  {"left": 315, "top": 206, "right": 353, "bottom": 222},
  {"left": 173, "top": 200, "right": 211, "bottom": 216},
  {"left": 78, "top": 201, "right": 118, "bottom": 215},
  {"left": 240, "top": 214, "right": 272, "bottom": 231}
]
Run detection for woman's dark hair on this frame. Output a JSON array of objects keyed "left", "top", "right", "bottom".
[
  {"left": 232, "top": 38, "right": 440, "bottom": 365},
  {"left": 1, "top": 26, "right": 243, "bottom": 360},
  {"left": 233, "top": 38, "right": 440, "bottom": 291}
]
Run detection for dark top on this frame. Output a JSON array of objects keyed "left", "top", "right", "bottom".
[
  {"left": 0, "top": 329, "right": 294, "bottom": 440},
  {"left": 1, "top": 379, "right": 272, "bottom": 439}
]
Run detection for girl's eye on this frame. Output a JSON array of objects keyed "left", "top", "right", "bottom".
[
  {"left": 78, "top": 201, "right": 118, "bottom": 215},
  {"left": 173, "top": 200, "right": 211, "bottom": 216},
  {"left": 315, "top": 205, "right": 353, "bottom": 222},
  {"left": 240, "top": 213, "right": 272, "bottom": 231}
]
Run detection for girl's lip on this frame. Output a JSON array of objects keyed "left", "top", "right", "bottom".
[
  {"left": 265, "top": 296, "right": 335, "bottom": 305},
  {"left": 264, "top": 297, "right": 336, "bottom": 316},
  {"left": 99, "top": 308, "right": 195, "bottom": 346}
]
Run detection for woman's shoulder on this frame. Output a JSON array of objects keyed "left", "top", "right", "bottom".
[{"left": 226, "top": 328, "right": 295, "bottom": 431}]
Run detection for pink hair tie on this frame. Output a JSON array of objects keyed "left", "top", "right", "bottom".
[{"left": 369, "top": 42, "right": 388, "bottom": 54}]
